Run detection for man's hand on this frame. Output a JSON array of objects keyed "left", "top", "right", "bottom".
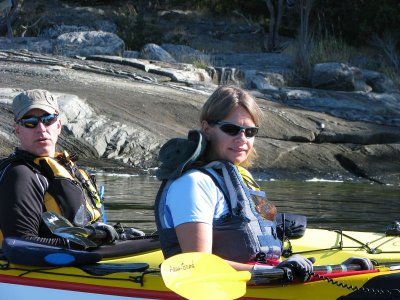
[{"left": 86, "top": 222, "right": 119, "bottom": 244}]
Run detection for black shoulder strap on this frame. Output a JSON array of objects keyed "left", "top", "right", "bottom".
[
  {"left": 20, "top": 150, "right": 42, "bottom": 171},
  {"left": 0, "top": 151, "right": 43, "bottom": 176},
  {"left": 0, "top": 156, "right": 17, "bottom": 171}
]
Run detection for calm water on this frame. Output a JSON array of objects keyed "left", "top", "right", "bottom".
[{"left": 96, "top": 173, "right": 400, "bottom": 234}]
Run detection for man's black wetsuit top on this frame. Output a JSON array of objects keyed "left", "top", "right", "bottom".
[{"left": 0, "top": 153, "right": 69, "bottom": 247}]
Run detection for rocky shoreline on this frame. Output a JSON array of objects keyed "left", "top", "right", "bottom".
[
  {"left": 1, "top": 50, "right": 399, "bottom": 185},
  {"left": 0, "top": 2, "right": 399, "bottom": 185}
]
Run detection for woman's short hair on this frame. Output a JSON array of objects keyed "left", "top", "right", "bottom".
[{"left": 200, "top": 85, "right": 263, "bottom": 126}]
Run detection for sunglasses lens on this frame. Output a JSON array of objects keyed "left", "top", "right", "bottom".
[
  {"left": 20, "top": 117, "right": 39, "bottom": 128},
  {"left": 219, "top": 124, "right": 241, "bottom": 136},
  {"left": 245, "top": 128, "right": 258, "bottom": 138},
  {"left": 19, "top": 114, "right": 58, "bottom": 128},
  {"left": 218, "top": 123, "right": 258, "bottom": 138},
  {"left": 41, "top": 114, "right": 58, "bottom": 125}
]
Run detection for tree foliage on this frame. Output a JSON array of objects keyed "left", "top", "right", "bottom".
[
  {"left": 310, "top": 0, "right": 400, "bottom": 46},
  {"left": 66, "top": 0, "right": 400, "bottom": 48},
  {"left": 161, "top": 0, "right": 400, "bottom": 48}
]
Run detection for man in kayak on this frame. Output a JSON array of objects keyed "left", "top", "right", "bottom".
[
  {"left": 0, "top": 89, "right": 118, "bottom": 248},
  {"left": 155, "top": 85, "right": 374, "bottom": 281}
]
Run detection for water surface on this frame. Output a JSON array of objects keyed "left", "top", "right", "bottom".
[{"left": 96, "top": 174, "right": 400, "bottom": 234}]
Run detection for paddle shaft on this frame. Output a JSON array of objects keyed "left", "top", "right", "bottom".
[
  {"left": 314, "top": 263, "right": 361, "bottom": 272},
  {"left": 252, "top": 263, "right": 361, "bottom": 276},
  {"left": 84, "top": 226, "right": 107, "bottom": 240},
  {"left": 250, "top": 263, "right": 362, "bottom": 284}
]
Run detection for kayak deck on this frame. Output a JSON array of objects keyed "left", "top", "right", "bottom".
[{"left": 286, "top": 228, "right": 400, "bottom": 265}]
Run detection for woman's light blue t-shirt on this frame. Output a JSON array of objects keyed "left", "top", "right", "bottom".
[{"left": 163, "top": 169, "right": 229, "bottom": 228}]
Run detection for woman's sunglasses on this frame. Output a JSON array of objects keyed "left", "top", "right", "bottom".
[
  {"left": 212, "top": 121, "right": 259, "bottom": 138},
  {"left": 18, "top": 114, "right": 59, "bottom": 129}
]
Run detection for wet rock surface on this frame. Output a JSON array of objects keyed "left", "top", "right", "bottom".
[
  {"left": 0, "top": 1, "right": 399, "bottom": 185},
  {"left": 0, "top": 51, "right": 399, "bottom": 185}
]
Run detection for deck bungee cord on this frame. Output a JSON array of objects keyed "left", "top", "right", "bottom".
[{"left": 283, "top": 229, "right": 400, "bottom": 258}]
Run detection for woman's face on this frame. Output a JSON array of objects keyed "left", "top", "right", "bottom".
[{"left": 202, "top": 105, "right": 256, "bottom": 165}]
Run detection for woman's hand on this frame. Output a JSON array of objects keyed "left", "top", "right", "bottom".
[
  {"left": 342, "top": 257, "right": 374, "bottom": 270},
  {"left": 276, "top": 255, "right": 314, "bottom": 281}
]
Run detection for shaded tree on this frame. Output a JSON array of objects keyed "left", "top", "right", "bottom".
[
  {"left": 311, "top": 0, "right": 400, "bottom": 46},
  {"left": 264, "top": 0, "right": 285, "bottom": 51},
  {"left": 0, "top": 0, "right": 16, "bottom": 38},
  {"left": 292, "top": 0, "right": 314, "bottom": 83}
]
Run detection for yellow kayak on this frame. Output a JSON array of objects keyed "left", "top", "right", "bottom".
[{"left": 1, "top": 226, "right": 399, "bottom": 300}]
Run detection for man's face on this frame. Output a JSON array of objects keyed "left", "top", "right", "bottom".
[{"left": 14, "top": 108, "right": 61, "bottom": 157}]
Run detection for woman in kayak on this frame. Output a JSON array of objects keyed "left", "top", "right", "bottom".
[
  {"left": 155, "top": 85, "right": 374, "bottom": 280},
  {"left": 155, "top": 85, "right": 316, "bottom": 279}
]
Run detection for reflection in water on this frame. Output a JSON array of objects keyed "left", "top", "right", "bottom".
[
  {"left": 96, "top": 173, "right": 400, "bottom": 234},
  {"left": 96, "top": 174, "right": 160, "bottom": 233}
]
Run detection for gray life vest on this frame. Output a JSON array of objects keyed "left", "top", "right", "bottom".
[{"left": 154, "top": 160, "right": 282, "bottom": 263}]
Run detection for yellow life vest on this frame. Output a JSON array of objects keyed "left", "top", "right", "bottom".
[
  {"left": 33, "top": 151, "right": 102, "bottom": 226},
  {"left": 237, "top": 165, "right": 261, "bottom": 190},
  {"left": 237, "top": 165, "right": 277, "bottom": 221}
]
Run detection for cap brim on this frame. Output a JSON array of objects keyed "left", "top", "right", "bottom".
[{"left": 16, "top": 104, "right": 58, "bottom": 121}]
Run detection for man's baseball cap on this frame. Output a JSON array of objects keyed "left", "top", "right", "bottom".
[{"left": 12, "top": 89, "right": 59, "bottom": 121}]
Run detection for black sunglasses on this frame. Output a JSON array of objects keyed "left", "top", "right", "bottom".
[
  {"left": 19, "top": 113, "right": 59, "bottom": 129},
  {"left": 212, "top": 121, "right": 259, "bottom": 138}
]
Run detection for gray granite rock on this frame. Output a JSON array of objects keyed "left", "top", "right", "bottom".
[{"left": 55, "top": 31, "right": 124, "bottom": 57}]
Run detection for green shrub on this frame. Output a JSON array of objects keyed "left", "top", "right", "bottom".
[
  {"left": 192, "top": 58, "right": 211, "bottom": 70},
  {"left": 311, "top": 0, "right": 400, "bottom": 47},
  {"left": 286, "top": 32, "right": 400, "bottom": 89},
  {"left": 309, "top": 34, "right": 354, "bottom": 65},
  {"left": 117, "top": 14, "right": 164, "bottom": 51}
]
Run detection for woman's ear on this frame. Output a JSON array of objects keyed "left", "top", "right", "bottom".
[{"left": 201, "top": 120, "right": 210, "bottom": 139}]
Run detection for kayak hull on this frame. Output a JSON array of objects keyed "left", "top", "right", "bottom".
[
  {"left": 1, "top": 227, "right": 400, "bottom": 300},
  {"left": 1, "top": 281, "right": 150, "bottom": 300},
  {"left": 0, "top": 256, "right": 175, "bottom": 300},
  {"left": 1, "top": 261, "right": 399, "bottom": 300}
]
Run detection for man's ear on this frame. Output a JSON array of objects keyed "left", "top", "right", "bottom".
[
  {"left": 14, "top": 123, "right": 20, "bottom": 135},
  {"left": 56, "top": 119, "right": 62, "bottom": 133}
]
